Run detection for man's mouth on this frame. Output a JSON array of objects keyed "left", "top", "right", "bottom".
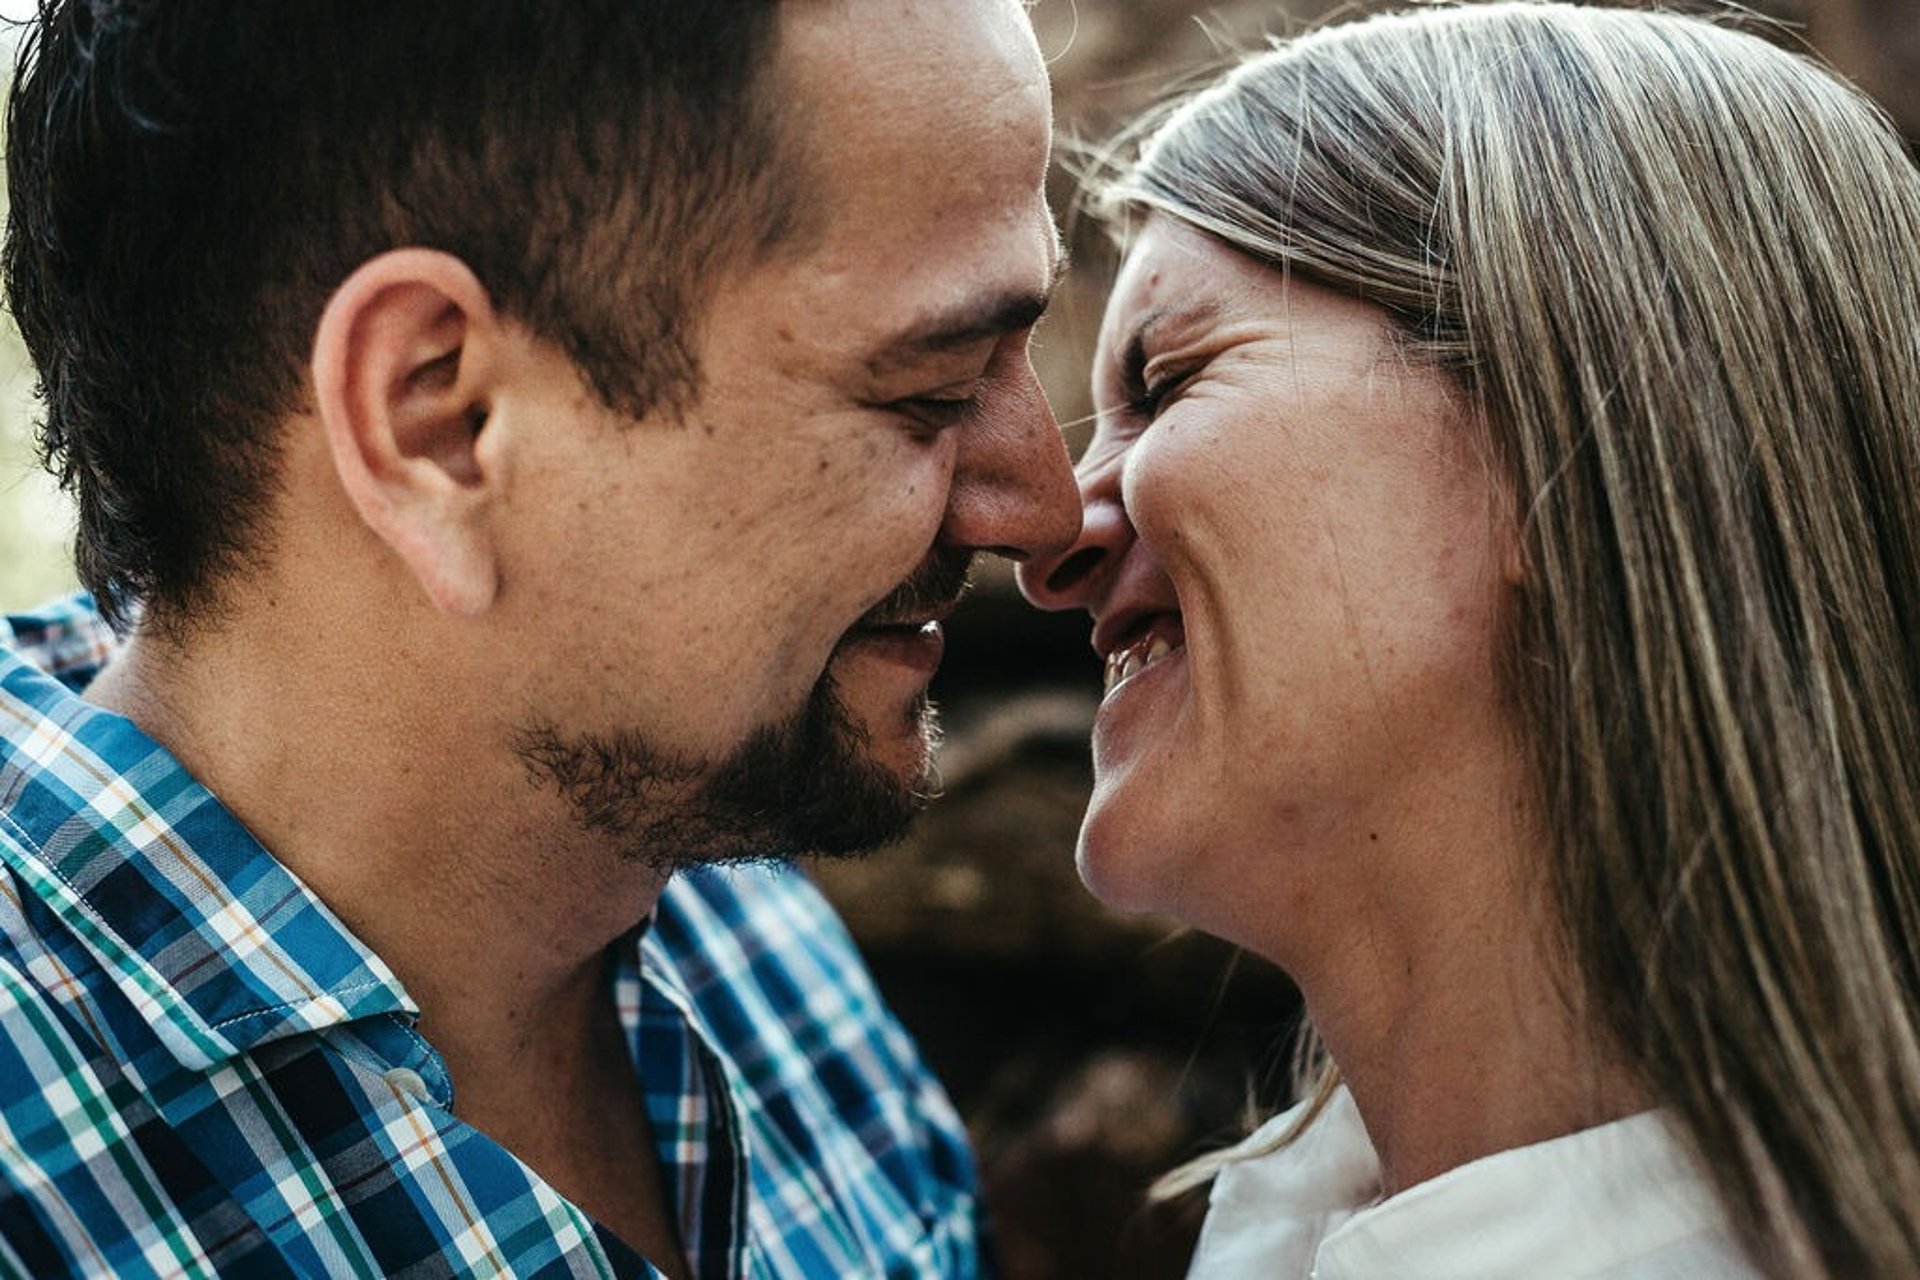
[
  {"left": 837, "top": 617, "right": 949, "bottom": 678},
  {"left": 855, "top": 549, "right": 974, "bottom": 632},
  {"left": 844, "top": 593, "right": 964, "bottom": 653},
  {"left": 855, "top": 605, "right": 959, "bottom": 634},
  {"left": 1102, "top": 615, "right": 1185, "bottom": 695},
  {"left": 833, "top": 550, "right": 974, "bottom": 676}
]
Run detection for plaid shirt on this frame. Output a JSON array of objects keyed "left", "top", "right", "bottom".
[{"left": 0, "top": 595, "right": 983, "bottom": 1278}]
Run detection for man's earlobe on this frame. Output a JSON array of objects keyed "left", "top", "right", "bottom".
[{"left": 311, "top": 249, "right": 505, "bottom": 617}]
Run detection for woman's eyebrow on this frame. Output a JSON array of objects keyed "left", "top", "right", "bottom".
[{"left": 1118, "top": 302, "right": 1221, "bottom": 393}]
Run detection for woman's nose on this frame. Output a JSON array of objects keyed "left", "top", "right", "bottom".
[{"left": 1015, "top": 475, "right": 1132, "bottom": 613}]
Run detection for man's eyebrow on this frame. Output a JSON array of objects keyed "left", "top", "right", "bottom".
[{"left": 866, "top": 252, "right": 1072, "bottom": 374}]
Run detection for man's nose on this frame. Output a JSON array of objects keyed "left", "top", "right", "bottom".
[
  {"left": 940, "top": 366, "right": 1081, "bottom": 561},
  {"left": 1015, "top": 454, "right": 1128, "bottom": 613}
]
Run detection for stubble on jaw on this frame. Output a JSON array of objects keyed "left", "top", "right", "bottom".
[
  {"left": 514, "top": 550, "right": 970, "bottom": 870},
  {"left": 513, "top": 673, "right": 940, "bottom": 872}
]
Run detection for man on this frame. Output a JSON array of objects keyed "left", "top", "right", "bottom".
[{"left": 0, "top": 1, "right": 1077, "bottom": 1275}]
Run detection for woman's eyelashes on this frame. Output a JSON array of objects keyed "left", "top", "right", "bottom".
[
  {"left": 1128, "top": 370, "right": 1186, "bottom": 419},
  {"left": 1116, "top": 330, "right": 1198, "bottom": 424},
  {"left": 1083, "top": 360, "right": 1175, "bottom": 461},
  {"left": 1121, "top": 357, "right": 1197, "bottom": 424}
]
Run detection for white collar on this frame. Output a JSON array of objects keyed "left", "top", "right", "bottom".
[{"left": 1189, "top": 1086, "right": 1756, "bottom": 1278}]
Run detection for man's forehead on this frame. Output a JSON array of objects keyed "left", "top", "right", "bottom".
[
  {"left": 775, "top": 0, "right": 1049, "bottom": 164},
  {"left": 782, "top": 0, "right": 1041, "bottom": 83},
  {"left": 729, "top": 0, "right": 1055, "bottom": 381}
]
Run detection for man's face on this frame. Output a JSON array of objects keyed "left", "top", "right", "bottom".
[{"left": 498, "top": 0, "right": 1078, "bottom": 865}]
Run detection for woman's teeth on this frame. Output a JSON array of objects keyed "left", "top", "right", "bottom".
[{"left": 1104, "top": 633, "right": 1178, "bottom": 694}]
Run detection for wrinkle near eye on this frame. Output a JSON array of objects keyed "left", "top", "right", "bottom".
[{"left": 1075, "top": 419, "right": 1137, "bottom": 479}]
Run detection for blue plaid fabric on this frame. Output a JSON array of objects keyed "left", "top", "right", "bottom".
[{"left": 0, "top": 595, "right": 983, "bottom": 1278}]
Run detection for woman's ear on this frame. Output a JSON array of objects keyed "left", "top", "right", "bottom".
[
  {"left": 1499, "top": 517, "right": 1527, "bottom": 589},
  {"left": 310, "top": 249, "right": 507, "bottom": 617}
]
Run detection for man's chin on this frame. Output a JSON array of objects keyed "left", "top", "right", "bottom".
[
  {"left": 693, "top": 682, "right": 941, "bottom": 864},
  {"left": 516, "top": 676, "right": 938, "bottom": 872},
  {"left": 832, "top": 674, "right": 944, "bottom": 791}
]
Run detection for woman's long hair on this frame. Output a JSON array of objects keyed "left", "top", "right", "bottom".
[{"left": 1100, "top": 5, "right": 1920, "bottom": 1274}]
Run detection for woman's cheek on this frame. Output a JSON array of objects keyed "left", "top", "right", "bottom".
[
  {"left": 1119, "top": 433, "right": 1187, "bottom": 543},
  {"left": 1124, "top": 430, "right": 1233, "bottom": 557}
]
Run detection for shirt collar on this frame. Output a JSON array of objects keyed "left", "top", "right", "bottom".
[
  {"left": 1196, "top": 1086, "right": 1738, "bottom": 1279},
  {"left": 0, "top": 644, "right": 415, "bottom": 1074}
]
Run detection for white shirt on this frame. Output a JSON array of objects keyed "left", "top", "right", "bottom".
[{"left": 1188, "top": 1086, "right": 1759, "bottom": 1279}]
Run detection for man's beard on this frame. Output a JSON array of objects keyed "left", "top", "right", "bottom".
[{"left": 514, "top": 550, "right": 969, "bottom": 870}]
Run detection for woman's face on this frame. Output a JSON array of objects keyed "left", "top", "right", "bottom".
[{"left": 1019, "top": 217, "right": 1521, "bottom": 959}]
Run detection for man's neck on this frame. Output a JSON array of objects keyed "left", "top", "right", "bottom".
[
  {"left": 426, "top": 950, "right": 693, "bottom": 1280},
  {"left": 82, "top": 623, "right": 672, "bottom": 1057},
  {"left": 86, "top": 622, "right": 691, "bottom": 1269}
]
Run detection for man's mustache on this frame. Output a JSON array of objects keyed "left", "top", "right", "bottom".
[{"left": 857, "top": 548, "right": 974, "bottom": 628}]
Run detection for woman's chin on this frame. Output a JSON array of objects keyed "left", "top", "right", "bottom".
[{"left": 1073, "top": 809, "right": 1180, "bottom": 918}]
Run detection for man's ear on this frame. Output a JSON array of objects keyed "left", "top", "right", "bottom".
[{"left": 310, "top": 248, "right": 507, "bottom": 617}]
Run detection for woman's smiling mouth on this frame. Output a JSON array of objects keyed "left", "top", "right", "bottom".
[{"left": 1102, "top": 615, "right": 1185, "bottom": 695}]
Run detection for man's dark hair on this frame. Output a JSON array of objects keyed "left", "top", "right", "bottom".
[{"left": 4, "top": 0, "right": 798, "bottom": 630}]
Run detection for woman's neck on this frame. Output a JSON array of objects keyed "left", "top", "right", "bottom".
[{"left": 1304, "top": 908, "right": 1646, "bottom": 1195}]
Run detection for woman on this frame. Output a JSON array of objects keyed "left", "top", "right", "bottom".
[{"left": 1018, "top": 5, "right": 1920, "bottom": 1276}]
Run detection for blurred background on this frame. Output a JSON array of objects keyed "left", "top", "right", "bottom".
[{"left": 1, "top": 1, "right": 1915, "bottom": 1275}]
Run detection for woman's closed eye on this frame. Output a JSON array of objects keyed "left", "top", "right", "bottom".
[
  {"left": 1121, "top": 356, "right": 1204, "bottom": 425},
  {"left": 1128, "top": 370, "right": 1189, "bottom": 420},
  {"left": 1118, "top": 330, "right": 1200, "bottom": 424}
]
